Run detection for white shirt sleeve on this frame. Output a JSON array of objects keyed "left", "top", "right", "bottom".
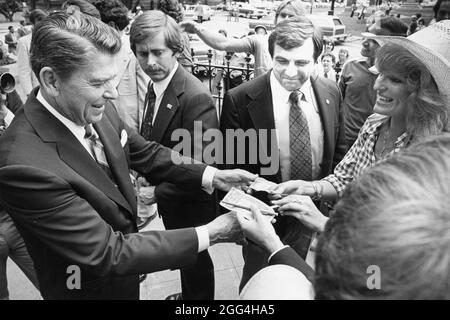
[
  {"left": 3, "top": 109, "right": 14, "bottom": 127},
  {"left": 195, "top": 226, "right": 210, "bottom": 252},
  {"left": 268, "top": 245, "right": 290, "bottom": 262},
  {"left": 201, "top": 165, "right": 217, "bottom": 194}
]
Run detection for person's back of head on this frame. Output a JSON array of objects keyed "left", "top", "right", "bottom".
[
  {"left": 92, "top": 0, "right": 130, "bottom": 31},
  {"left": 62, "top": 0, "right": 101, "bottom": 20},
  {"left": 240, "top": 265, "right": 314, "bottom": 300},
  {"left": 29, "top": 9, "right": 48, "bottom": 26},
  {"left": 158, "top": 0, "right": 184, "bottom": 23},
  {"left": 370, "top": 16, "right": 408, "bottom": 36},
  {"left": 434, "top": 0, "right": 450, "bottom": 21},
  {"left": 315, "top": 134, "right": 450, "bottom": 299}
]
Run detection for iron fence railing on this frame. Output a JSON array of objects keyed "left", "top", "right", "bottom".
[{"left": 190, "top": 48, "right": 254, "bottom": 115}]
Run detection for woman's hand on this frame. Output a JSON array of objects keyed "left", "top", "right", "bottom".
[
  {"left": 236, "top": 206, "right": 284, "bottom": 255},
  {"left": 268, "top": 180, "right": 314, "bottom": 200},
  {"left": 272, "top": 195, "right": 328, "bottom": 233}
]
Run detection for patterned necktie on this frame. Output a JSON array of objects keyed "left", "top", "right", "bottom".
[
  {"left": 324, "top": 72, "right": 328, "bottom": 78},
  {"left": 289, "top": 90, "right": 312, "bottom": 181},
  {"left": 85, "top": 124, "right": 115, "bottom": 183},
  {"left": 140, "top": 83, "right": 156, "bottom": 140},
  {"left": 283, "top": 90, "right": 315, "bottom": 260}
]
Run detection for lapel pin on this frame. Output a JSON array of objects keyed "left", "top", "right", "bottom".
[
  {"left": 166, "top": 104, "right": 173, "bottom": 110},
  {"left": 325, "top": 99, "right": 330, "bottom": 105}
]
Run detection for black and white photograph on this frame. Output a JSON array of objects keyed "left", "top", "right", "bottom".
[{"left": 0, "top": 0, "right": 449, "bottom": 310}]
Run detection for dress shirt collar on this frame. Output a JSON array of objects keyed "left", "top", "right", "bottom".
[
  {"left": 270, "top": 71, "right": 291, "bottom": 103},
  {"left": 269, "top": 71, "right": 312, "bottom": 103},
  {"left": 299, "top": 79, "right": 313, "bottom": 103},
  {"left": 36, "top": 89, "right": 86, "bottom": 141},
  {"left": 152, "top": 61, "right": 179, "bottom": 97}
]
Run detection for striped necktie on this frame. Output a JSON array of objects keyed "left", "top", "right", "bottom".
[{"left": 85, "top": 124, "right": 115, "bottom": 183}]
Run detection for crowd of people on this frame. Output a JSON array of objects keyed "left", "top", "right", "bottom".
[{"left": 0, "top": 0, "right": 449, "bottom": 301}]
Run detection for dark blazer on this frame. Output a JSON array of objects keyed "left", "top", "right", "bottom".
[
  {"left": 269, "top": 247, "right": 315, "bottom": 283},
  {"left": 220, "top": 71, "right": 347, "bottom": 182},
  {"left": 220, "top": 71, "right": 346, "bottom": 288},
  {"left": 149, "top": 65, "right": 218, "bottom": 229},
  {"left": 0, "top": 88, "right": 207, "bottom": 299}
]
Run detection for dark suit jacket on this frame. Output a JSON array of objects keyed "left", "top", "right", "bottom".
[
  {"left": 149, "top": 65, "right": 218, "bottom": 228},
  {"left": 220, "top": 72, "right": 346, "bottom": 239},
  {"left": 220, "top": 72, "right": 346, "bottom": 182},
  {"left": 269, "top": 247, "right": 315, "bottom": 282},
  {"left": 0, "top": 88, "right": 208, "bottom": 299}
]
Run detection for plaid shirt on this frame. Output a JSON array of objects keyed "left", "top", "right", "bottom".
[{"left": 323, "top": 113, "right": 409, "bottom": 197}]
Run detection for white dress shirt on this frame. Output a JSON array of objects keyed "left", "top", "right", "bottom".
[
  {"left": 139, "top": 61, "right": 179, "bottom": 129},
  {"left": 270, "top": 72, "right": 324, "bottom": 181},
  {"left": 36, "top": 90, "right": 211, "bottom": 252}
]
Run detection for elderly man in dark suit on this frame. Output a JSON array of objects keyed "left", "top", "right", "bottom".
[
  {"left": 0, "top": 12, "right": 255, "bottom": 300},
  {"left": 130, "top": 10, "right": 218, "bottom": 300},
  {"left": 220, "top": 17, "right": 347, "bottom": 290}
]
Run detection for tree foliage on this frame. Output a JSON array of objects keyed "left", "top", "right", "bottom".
[{"left": 0, "top": 0, "right": 22, "bottom": 21}]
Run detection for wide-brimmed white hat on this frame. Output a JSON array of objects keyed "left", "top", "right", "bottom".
[{"left": 364, "top": 20, "right": 450, "bottom": 109}]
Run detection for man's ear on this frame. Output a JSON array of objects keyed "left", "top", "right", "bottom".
[{"left": 39, "top": 67, "right": 60, "bottom": 97}]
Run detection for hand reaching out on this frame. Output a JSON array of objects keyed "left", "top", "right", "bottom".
[
  {"left": 269, "top": 180, "right": 314, "bottom": 200},
  {"left": 212, "top": 169, "right": 257, "bottom": 193},
  {"left": 272, "top": 195, "right": 328, "bottom": 233},
  {"left": 236, "top": 205, "right": 284, "bottom": 255}
]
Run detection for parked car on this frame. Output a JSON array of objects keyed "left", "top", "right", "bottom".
[
  {"left": 250, "top": 7, "right": 269, "bottom": 19},
  {"left": 248, "top": 12, "right": 276, "bottom": 31},
  {"left": 214, "top": 3, "right": 228, "bottom": 11},
  {"left": 308, "top": 14, "right": 348, "bottom": 42},
  {"left": 237, "top": 3, "right": 256, "bottom": 18},
  {"left": 184, "top": 4, "right": 213, "bottom": 22},
  {"left": 252, "top": 1, "right": 277, "bottom": 12},
  {"left": 248, "top": 13, "right": 348, "bottom": 42}
]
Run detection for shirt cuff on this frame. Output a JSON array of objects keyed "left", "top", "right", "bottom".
[
  {"left": 195, "top": 226, "right": 210, "bottom": 253},
  {"left": 201, "top": 166, "right": 217, "bottom": 195},
  {"left": 268, "top": 245, "right": 290, "bottom": 263},
  {"left": 4, "top": 109, "right": 14, "bottom": 127}
]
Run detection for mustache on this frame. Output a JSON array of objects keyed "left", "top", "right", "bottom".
[{"left": 145, "top": 65, "right": 161, "bottom": 73}]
